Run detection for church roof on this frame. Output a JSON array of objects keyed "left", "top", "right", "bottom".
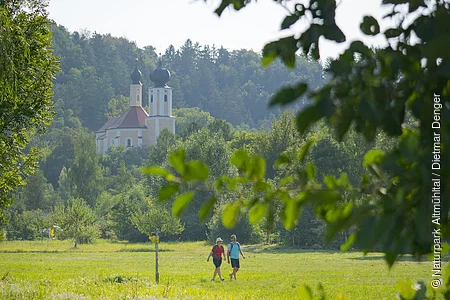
[
  {"left": 96, "top": 117, "right": 118, "bottom": 133},
  {"left": 150, "top": 60, "right": 171, "bottom": 87},
  {"left": 96, "top": 106, "right": 148, "bottom": 132}
]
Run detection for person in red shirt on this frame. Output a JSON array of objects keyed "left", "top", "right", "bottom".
[{"left": 206, "top": 237, "right": 227, "bottom": 281}]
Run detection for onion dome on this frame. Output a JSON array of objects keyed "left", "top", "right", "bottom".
[
  {"left": 130, "top": 59, "right": 142, "bottom": 84},
  {"left": 150, "top": 60, "right": 171, "bottom": 87}
]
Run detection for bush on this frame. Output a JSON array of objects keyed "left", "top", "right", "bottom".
[{"left": 5, "top": 209, "right": 47, "bottom": 241}]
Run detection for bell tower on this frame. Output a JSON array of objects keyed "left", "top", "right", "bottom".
[
  {"left": 146, "top": 60, "right": 175, "bottom": 144},
  {"left": 130, "top": 59, "right": 142, "bottom": 107}
]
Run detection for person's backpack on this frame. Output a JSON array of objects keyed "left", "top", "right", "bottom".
[
  {"left": 229, "top": 242, "right": 240, "bottom": 254},
  {"left": 212, "top": 245, "right": 223, "bottom": 257}
]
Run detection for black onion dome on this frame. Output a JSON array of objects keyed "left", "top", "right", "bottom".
[
  {"left": 130, "top": 59, "right": 142, "bottom": 84},
  {"left": 150, "top": 60, "right": 170, "bottom": 87}
]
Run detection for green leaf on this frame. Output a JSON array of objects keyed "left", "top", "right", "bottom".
[
  {"left": 395, "top": 279, "right": 416, "bottom": 300},
  {"left": 172, "top": 192, "right": 194, "bottom": 218},
  {"left": 269, "top": 83, "right": 307, "bottom": 107},
  {"left": 262, "top": 36, "right": 298, "bottom": 68},
  {"left": 222, "top": 201, "right": 241, "bottom": 228},
  {"left": 363, "top": 150, "right": 385, "bottom": 167},
  {"left": 214, "top": 0, "right": 246, "bottom": 16},
  {"left": 323, "top": 24, "right": 346, "bottom": 43},
  {"left": 305, "top": 163, "right": 316, "bottom": 180},
  {"left": 158, "top": 183, "right": 179, "bottom": 202},
  {"left": 385, "top": 251, "right": 398, "bottom": 268},
  {"left": 279, "top": 175, "right": 295, "bottom": 186},
  {"left": 249, "top": 203, "right": 267, "bottom": 224},
  {"left": 254, "top": 180, "right": 271, "bottom": 192},
  {"left": 340, "top": 233, "right": 356, "bottom": 252},
  {"left": 298, "top": 24, "right": 323, "bottom": 59},
  {"left": 297, "top": 284, "right": 313, "bottom": 300},
  {"left": 338, "top": 173, "right": 350, "bottom": 188},
  {"left": 384, "top": 28, "right": 402, "bottom": 39},
  {"left": 281, "top": 14, "right": 299, "bottom": 30},
  {"left": 275, "top": 154, "right": 291, "bottom": 167},
  {"left": 296, "top": 105, "right": 321, "bottom": 134},
  {"left": 297, "top": 139, "right": 315, "bottom": 162},
  {"left": 281, "top": 198, "right": 301, "bottom": 230},
  {"left": 227, "top": 177, "right": 250, "bottom": 191},
  {"left": 324, "top": 175, "right": 338, "bottom": 189},
  {"left": 142, "top": 166, "right": 171, "bottom": 177},
  {"left": 360, "top": 173, "right": 370, "bottom": 192},
  {"left": 198, "top": 196, "right": 216, "bottom": 222},
  {"left": 261, "top": 53, "right": 277, "bottom": 67},
  {"left": 230, "top": 149, "right": 249, "bottom": 170},
  {"left": 250, "top": 156, "right": 266, "bottom": 180},
  {"left": 360, "top": 16, "right": 380, "bottom": 36},
  {"left": 168, "top": 148, "right": 186, "bottom": 175},
  {"left": 140, "top": 166, "right": 176, "bottom": 181},
  {"left": 184, "top": 161, "right": 209, "bottom": 181}
]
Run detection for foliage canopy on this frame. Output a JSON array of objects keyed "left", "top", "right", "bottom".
[{"left": 0, "top": 0, "right": 59, "bottom": 223}]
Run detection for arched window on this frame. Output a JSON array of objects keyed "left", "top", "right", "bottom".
[
  {"left": 126, "top": 137, "right": 132, "bottom": 147},
  {"left": 164, "top": 95, "right": 168, "bottom": 102},
  {"left": 151, "top": 95, "right": 153, "bottom": 103}
]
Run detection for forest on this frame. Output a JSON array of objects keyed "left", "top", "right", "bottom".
[{"left": 5, "top": 23, "right": 388, "bottom": 249}]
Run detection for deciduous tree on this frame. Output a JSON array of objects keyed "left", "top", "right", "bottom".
[{"left": 0, "top": 0, "right": 59, "bottom": 223}]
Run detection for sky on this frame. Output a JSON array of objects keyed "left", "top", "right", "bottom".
[{"left": 48, "top": 0, "right": 391, "bottom": 60}]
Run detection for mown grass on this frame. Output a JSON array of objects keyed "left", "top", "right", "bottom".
[{"left": 0, "top": 240, "right": 440, "bottom": 299}]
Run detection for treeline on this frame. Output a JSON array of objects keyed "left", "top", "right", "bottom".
[
  {"left": 50, "top": 24, "right": 325, "bottom": 131},
  {"left": 6, "top": 106, "right": 390, "bottom": 249},
  {"left": 4, "top": 24, "right": 386, "bottom": 249}
]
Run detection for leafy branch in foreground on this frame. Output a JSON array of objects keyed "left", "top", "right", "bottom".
[{"left": 209, "top": 0, "right": 449, "bottom": 267}]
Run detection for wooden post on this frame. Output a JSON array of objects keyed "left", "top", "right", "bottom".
[{"left": 155, "top": 228, "right": 159, "bottom": 284}]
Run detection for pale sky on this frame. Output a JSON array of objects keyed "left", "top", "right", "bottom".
[{"left": 48, "top": 0, "right": 391, "bottom": 60}]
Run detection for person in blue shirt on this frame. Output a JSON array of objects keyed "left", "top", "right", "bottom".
[{"left": 227, "top": 234, "right": 245, "bottom": 280}]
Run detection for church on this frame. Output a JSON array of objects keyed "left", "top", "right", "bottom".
[{"left": 95, "top": 60, "right": 175, "bottom": 154}]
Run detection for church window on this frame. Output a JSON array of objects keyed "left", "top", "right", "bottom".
[
  {"left": 164, "top": 95, "right": 168, "bottom": 102},
  {"left": 137, "top": 95, "right": 140, "bottom": 103},
  {"left": 126, "top": 138, "right": 132, "bottom": 147},
  {"left": 151, "top": 95, "right": 153, "bottom": 103}
]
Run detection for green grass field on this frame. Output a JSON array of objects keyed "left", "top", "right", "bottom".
[{"left": 0, "top": 240, "right": 438, "bottom": 299}]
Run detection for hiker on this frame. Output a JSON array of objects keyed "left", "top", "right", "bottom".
[
  {"left": 227, "top": 234, "right": 245, "bottom": 280},
  {"left": 207, "top": 237, "right": 226, "bottom": 281}
]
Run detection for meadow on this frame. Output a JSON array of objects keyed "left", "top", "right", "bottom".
[{"left": 0, "top": 240, "right": 436, "bottom": 299}]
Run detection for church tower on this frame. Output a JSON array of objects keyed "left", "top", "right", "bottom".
[
  {"left": 145, "top": 60, "right": 175, "bottom": 145},
  {"left": 130, "top": 59, "right": 143, "bottom": 107}
]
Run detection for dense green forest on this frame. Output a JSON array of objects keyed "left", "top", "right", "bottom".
[{"left": 4, "top": 24, "right": 383, "bottom": 248}]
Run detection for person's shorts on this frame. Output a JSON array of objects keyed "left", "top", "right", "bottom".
[
  {"left": 213, "top": 257, "right": 222, "bottom": 268},
  {"left": 230, "top": 258, "right": 240, "bottom": 268}
]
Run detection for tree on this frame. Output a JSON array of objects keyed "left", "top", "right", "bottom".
[
  {"left": 132, "top": 202, "right": 184, "bottom": 239},
  {"left": 6, "top": 209, "right": 48, "bottom": 241},
  {"left": 21, "top": 169, "right": 55, "bottom": 210},
  {"left": 51, "top": 197, "right": 98, "bottom": 248},
  {"left": 68, "top": 129, "right": 103, "bottom": 207},
  {"left": 106, "top": 95, "right": 129, "bottom": 118},
  {"left": 109, "top": 184, "right": 148, "bottom": 242},
  {"left": 0, "top": 0, "right": 59, "bottom": 223}
]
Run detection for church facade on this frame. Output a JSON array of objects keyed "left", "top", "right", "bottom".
[{"left": 95, "top": 61, "right": 175, "bottom": 154}]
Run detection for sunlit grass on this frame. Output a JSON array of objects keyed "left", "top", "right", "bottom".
[{"left": 0, "top": 240, "right": 438, "bottom": 299}]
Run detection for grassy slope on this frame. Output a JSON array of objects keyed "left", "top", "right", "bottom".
[{"left": 0, "top": 240, "right": 433, "bottom": 299}]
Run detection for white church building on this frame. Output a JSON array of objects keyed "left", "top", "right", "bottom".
[{"left": 95, "top": 60, "right": 175, "bottom": 154}]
